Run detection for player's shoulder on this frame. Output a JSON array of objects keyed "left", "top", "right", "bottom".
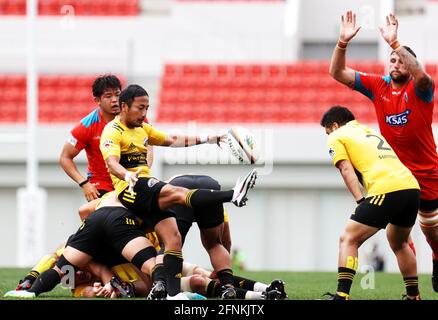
[
  {"left": 79, "top": 108, "right": 101, "bottom": 128},
  {"left": 105, "top": 118, "right": 125, "bottom": 135}
]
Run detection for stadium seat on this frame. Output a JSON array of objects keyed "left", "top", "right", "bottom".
[
  {"left": 0, "top": 0, "right": 140, "bottom": 16},
  {"left": 0, "top": 74, "right": 124, "bottom": 123},
  {"left": 156, "top": 62, "right": 393, "bottom": 123}
]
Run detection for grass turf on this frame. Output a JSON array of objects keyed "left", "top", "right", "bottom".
[{"left": 0, "top": 268, "right": 435, "bottom": 300}]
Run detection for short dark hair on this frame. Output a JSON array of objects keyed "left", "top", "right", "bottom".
[
  {"left": 92, "top": 74, "right": 122, "bottom": 98},
  {"left": 320, "top": 106, "right": 355, "bottom": 128},
  {"left": 119, "top": 84, "right": 149, "bottom": 108},
  {"left": 391, "top": 45, "right": 417, "bottom": 58}
]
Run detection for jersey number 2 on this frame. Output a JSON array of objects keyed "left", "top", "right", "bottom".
[{"left": 366, "top": 134, "right": 392, "bottom": 151}]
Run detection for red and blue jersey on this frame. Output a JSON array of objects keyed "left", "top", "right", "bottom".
[
  {"left": 353, "top": 71, "right": 438, "bottom": 199},
  {"left": 68, "top": 108, "right": 114, "bottom": 192}
]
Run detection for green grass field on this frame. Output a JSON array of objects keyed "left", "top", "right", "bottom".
[{"left": 0, "top": 268, "right": 435, "bottom": 300}]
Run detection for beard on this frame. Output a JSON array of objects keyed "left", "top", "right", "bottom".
[{"left": 390, "top": 72, "right": 410, "bottom": 84}]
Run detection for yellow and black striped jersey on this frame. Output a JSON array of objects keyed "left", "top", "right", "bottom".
[
  {"left": 100, "top": 117, "right": 167, "bottom": 195},
  {"left": 327, "top": 120, "right": 419, "bottom": 197}
]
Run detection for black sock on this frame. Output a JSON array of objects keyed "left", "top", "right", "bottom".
[
  {"left": 404, "top": 276, "right": 419, "bottom": 297},
  {"left": 206, "top": 280, "right": 225, "bottom": 298},
  {"left": 231, "top": 275, "right": 256, "bottom": 290},
  {"left": 234, "top": 287, "right": 247, "bottom": 299},
  {"left": 151, "top": 263, "right": 166, "bottom": 284},
  {"left": 433, "top": 260, "right": 438, "bottom": 276},
  {"left": 337, "top": 267, "right": 356, "bottom": 295},
  {"left": 217, "top": 269, "right": 234, "bottom": 286},
  {"left": 185, "top": 189, "right": 233, "bottom": 208},
  {"left": 163, "top": 250, "right": 183, "bottom": 296},
  {"left": 27, "top": 269, "right": 61, "bottom": 296}
]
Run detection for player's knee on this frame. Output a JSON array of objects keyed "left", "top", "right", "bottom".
[
  {"left": 161, "top": 185, "right": 187, "bottom": 206},
  {"left": 339, "top": 232, "right": 360, "bottom": 247}
]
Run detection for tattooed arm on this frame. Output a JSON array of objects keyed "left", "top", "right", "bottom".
[{"left": 379, "top": 13, "right": 433, "bottom": 92}]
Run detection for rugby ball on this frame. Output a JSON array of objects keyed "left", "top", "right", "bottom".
[{"left": 227, "top": 126, "right": 258, "bottom": 164}]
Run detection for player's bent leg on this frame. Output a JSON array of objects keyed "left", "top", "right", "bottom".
[
  {"left": 386, "top": 224, "right": 420, "bottom": 299},
  {"left": 200, "top": 225, "right": 234, "bottom": 287},
  {"left": 333, "top": 219, "right": 379, "bottom": 300},
  {"left": 25, "top": 252, "right": 85, "bottom": 297}
]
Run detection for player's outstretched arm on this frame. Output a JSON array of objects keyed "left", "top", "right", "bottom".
[
  {"left": 379, "top": 13, "right": 433, "bottom": 92},
  {"left": 329, "top": 10, "right": 361, "bottom": 87},
  {"left": 161, "top": 133, "right": 227, "bottom": 147}
]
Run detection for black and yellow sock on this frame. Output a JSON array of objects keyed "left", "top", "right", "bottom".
[
  {"left": 24, "top": 270, "right": 40, "bottom": 282},
  {"left": 151, "top": 263, "right": 166, "bottom": 284},
  {"left": 28, "top": 269, "right": 61, "bottom": 296},
  {"left": 217, "top": 269, "right": 234, "bottom": 286},
  {"left": 404, "top": 276, "right": 419, "bottom": 297},
  {"left": 231, "top": 275, "right": 256, "bottom": 290},
  {"left": 337, "top": 267, "right": 356, "bottom": 295},
  {"left": 185, "top": 189, "right": 233, "bottom": 208},
  {"left": 163, "top": 250, "right": 183, "bottom": 296}
]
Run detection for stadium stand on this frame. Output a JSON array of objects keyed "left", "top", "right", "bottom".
[
  {"left": 0, "top": 75, "right": 124, "bottom": 123},
  {"left": 2, "top": 62, "right": 436, "bottom": 124},
  {"left": 0, "top": 0, "right": 140, "bottom": 16},
  {"left": 158, "top": 61, "right": 436, "bottom": 123}
]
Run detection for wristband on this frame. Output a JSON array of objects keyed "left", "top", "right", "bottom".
[
  {"left": 79, "top": 179, "right": 89, "bottom": 187},
  {"left": 337, "top": 39, "right": 348, "bottom": 49},
  {"left": 390, "top": 40, "right": 401, "bottom": 50},
  {"left": 356, "top": 197, "right": 365, "bottom": 204}
]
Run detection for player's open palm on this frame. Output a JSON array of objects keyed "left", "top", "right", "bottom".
[
  {"left": 339, "top": 10, "right": 361, "bottom": 42},
  {"left": 379, "top": 13, "right": 398, "bottom": 45}
]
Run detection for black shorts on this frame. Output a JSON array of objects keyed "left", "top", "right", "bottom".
[
  {"left": 169, "top": 175, "right": 224, "bottom": 232},
  {"left": 420, "top": 198, "right": 438, "bottom": 212},
  {"left": 67, "top": 206, "right": 146, "bottom": 257},
  {"left": 93, "top": 246, "right": 129, "bottom": 269},
  {"left": 98, "top": 189, "right": 110, "bottom": 198},
  {"left": 118, "top": 177, "right": 175, "bottom": 229},
  {"left": 352, "top": 189, "right": 420, "bottom": 229}
]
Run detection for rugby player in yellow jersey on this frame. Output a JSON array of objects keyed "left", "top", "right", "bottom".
[
  {"left": 100, "top": 84, "right": 257, "bottom": 299},
  {"left": 321, "top": 106, "right": 421, "bottom": 300}
]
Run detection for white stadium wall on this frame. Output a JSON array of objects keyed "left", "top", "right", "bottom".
[{"left": 0, "top": 124, "right": 434, "bottom": 274}]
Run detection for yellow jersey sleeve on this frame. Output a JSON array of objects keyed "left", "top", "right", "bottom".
[
  {"left": 143, "top": 123, "right": 167, "bottom": 146},
  {"left": 327, "top": 133, "right": 350, "bottom": 166},
  {"left": 100, "top": 124, "right": 122, "bottom": 160}
]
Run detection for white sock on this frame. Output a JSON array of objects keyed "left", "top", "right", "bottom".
[
  {"left": 253, "top": 282, "right": 268, "bottom": 292},
  {"left": 245, "top": 291, "right": 263, "bottom": 300}
]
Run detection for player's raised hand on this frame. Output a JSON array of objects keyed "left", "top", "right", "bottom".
[
  {"left": 124, "top": 168, "right": 142, "bottom": 196},
  {"left": 379, "top": 13, "right": 398, "bottom": 45},
  {"left": 339, "top": 10, "right": 361, "bottom": 43}
]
